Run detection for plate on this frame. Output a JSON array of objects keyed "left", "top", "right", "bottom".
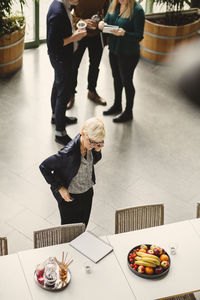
[
  {"left": 127, "top": 244, "right": 170, "bottom": 279},
  {"left": 34, "top": 268, "right": 71, "bottom": 291}
]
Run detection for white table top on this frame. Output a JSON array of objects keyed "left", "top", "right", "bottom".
[
  {"left": 18, "top": 240, "right": 136, "bottom": 300},
  {"left": 0, "top": 253, "right": 32, "bottom": 300},
  {"left": 107, "top": 220, "right": 200, "bottom": 300},
  {"left": 1, "top": 219, "right": 200, "bottom": 300},
  {"left": 190, "top": 218, "right": 200, "bottom": 237}
]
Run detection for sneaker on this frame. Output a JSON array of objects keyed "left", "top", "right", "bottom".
[
  {"left": 51, "top": 116, "right": 77, "bottom": 125},
  {"left": 67, "top": 95, "right": 75, "bottom": 110},
  {"left": 103, "top": 104, "right": 122, "bottom": 116},
  {"left": 55, "top": 134, "right": 72, "bottom": 145},
  {"left": 88, "top": 90, "right": 107, "bottom": 106},
  {"left": 113, "top": 111, "right": 133, "bottom": 123}
]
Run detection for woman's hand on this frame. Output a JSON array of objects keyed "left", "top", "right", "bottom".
[
  {"left": 98, "top": 20, "right": 105, "bottom": 31},
  {"left": 94, "top": 143, "right": 104, "bottom": 152},
  {"left": 111, "top": 28, "right": 125, "bottom": 36},
  {"left": 58, "top": 187, "right": 73, "bottom": 202}
]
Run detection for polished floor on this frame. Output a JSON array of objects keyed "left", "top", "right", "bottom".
[{"left": 0, "top": 44, "right": 200, "bottom": 257}]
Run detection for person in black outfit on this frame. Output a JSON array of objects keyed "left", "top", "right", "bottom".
[
  {"left": 47, "top": 0, "right": 86, "bottom": 145},
  {"left": 66, "top": 0, "right": 110, "bottom": 109},
  {"left": 99, "top": 0, "right": 145, "bottom": 123},
  {"left": 39, "top": 117, "right": 105, "bottom": 227}
]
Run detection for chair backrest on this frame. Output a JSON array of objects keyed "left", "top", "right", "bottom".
[
  {"left": 197, "top": 203, "right": 200, "bottom": 218},
  {"left": 166, "top": 292, "right": 196, "bottom": 300},
  {"left": 115, "top": 204, "right": 164, "bottom": 234},
  {"left": 0, "top": 237, "right": 8, "bottom": 256},
  {"left": 33, "top": 223, "right": 85, "bottom": 249}
]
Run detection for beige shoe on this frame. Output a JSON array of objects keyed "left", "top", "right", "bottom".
[
  {"left": 88, "top": 91, "right": 107, "bottom": 106},
  {"left": 67, "top": 95, "right": 75, "bottom": 110}
]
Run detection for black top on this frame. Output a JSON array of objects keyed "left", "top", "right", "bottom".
[{"left": 47, "top": 0, "right": 73, "bottom": 61}]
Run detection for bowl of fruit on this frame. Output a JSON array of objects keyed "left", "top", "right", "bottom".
[{"left": 127, "top": 244, "right": 170, "bottom": 279}]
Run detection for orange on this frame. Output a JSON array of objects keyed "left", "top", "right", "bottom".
[
  {"left": 160, "top": 254, "right": 169, "bottom": 261},
  {"left": 139, "top": 248, "right": 146, "bottom": 253},
  {"left": 145, "top": 267, "right": 154, "bottom": 275}
]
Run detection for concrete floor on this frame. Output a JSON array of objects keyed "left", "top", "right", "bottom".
[{"left": 0, "top": 44, "right": 200, "bottom": 256}]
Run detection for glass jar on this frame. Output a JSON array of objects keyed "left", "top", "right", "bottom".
[{"left": 44, "top": 257, "right": 57, "bottom": 287}]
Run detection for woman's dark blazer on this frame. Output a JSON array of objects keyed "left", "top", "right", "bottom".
[{"left": 39, "top": 134, "right": 102, "bottom": 203}]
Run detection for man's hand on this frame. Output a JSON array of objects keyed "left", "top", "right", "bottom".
[
  {"left": 111, "top": 28, "right": 125, "bottom": 36},
  {"left": 72, "top": 29, "right": 87, "bottom": 42},
  {"left": 58, "top": 187, "right": 73, "bottom": 202},
  {"left": 63, "top": 29, "right": 86, "bottom": 46},
  {"left": 84, "top": 19, "right": 97, "bottom": 30}
]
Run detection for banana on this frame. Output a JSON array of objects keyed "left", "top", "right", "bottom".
[
  {"left": 135, "top": 256, "right": 160, "bottom": 266},
  {"left": 134, "top": 260, "right": 156, "bottom": 268},
  {"left": 136, "top": 252, "right": 160, "bottom": 264}
]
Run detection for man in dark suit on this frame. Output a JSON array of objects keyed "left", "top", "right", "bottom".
[
  {"left": 66, "top": 0, "right": 110, "bottom": 109},
  {"left": 47, "top": 0, "right": 86, "bottom": 145}
]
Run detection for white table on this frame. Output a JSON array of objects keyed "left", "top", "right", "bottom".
[
  {"left": 190, "top": 218, "right": 200, "bottom": 237},
  {"left": 0, "top": 253, "right": 32, "bottom": 300},
  {"left": 18, "top": 241, "right": 136, "bottom": 300},
  {"left": 107, "top": 220, "right": 200, "bottom": 300},
  {"left": 1, "top": 220, "right": 200, "bottom": 300}
]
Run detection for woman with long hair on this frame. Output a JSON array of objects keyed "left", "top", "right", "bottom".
[{"left": 99, "top": 0, "right": 145, "bottom": 122}]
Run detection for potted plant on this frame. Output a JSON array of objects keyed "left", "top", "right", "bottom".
[
  {"left": 140, "top": 0, "right": 200, "bottom": 64},
  {"left": 0, "top": 0, "right": 26, "bottom": 77}
]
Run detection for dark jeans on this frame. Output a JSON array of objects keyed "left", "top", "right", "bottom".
[
  {"left": 58, "top": 188, "right": 94, "bottom": 227},
  {"left": 49, "top": 55, "right": 73, "bottom": 132},
  {"left": 71, "top": 35, "right": 103, "bottom": 94},
  {"left": 109, "top": 52, "right": 139, "bottom": 112}
]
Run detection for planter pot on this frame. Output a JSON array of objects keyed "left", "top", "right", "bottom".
[
  {"left": 0, "top": 26, "right": 25, "bottom": 77},
  {"left": 140, "top": 9, "right": 200, "bottom": 64}
]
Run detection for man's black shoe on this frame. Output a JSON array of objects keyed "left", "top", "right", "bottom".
[
  {"left": 113, "top": 111, "right": 133, "bottom": 123},
  {"left": 65, "top": 116, "right": 77, "bottom": 125},
  {"left": 103, "top": 104, "right": 122, "bottom": 116},
  {"left": 51, "top": 116, "right": 77, "bottom": 125},
  {"left": 51, "top": 117, "right": 55, "bottom": 124},
  {"left": 55, "top": 134, "right": 72, "bottom": 145}
]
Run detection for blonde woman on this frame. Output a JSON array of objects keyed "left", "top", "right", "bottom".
[
  {"left": 99, "top": 0, "right": 145, "bottom": 122},
  {"left": 39, "top": 117, "right": 105, "bottom": 227}
]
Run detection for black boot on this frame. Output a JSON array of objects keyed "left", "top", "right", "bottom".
[
  {"left": 103, "top": 104, "right": 122, "bottom": 116},
  {"left": 55, "top": 134, "right": 72, "bottom": 145},
  {"left": 113, "top": 110, "right": 133, "bottom": 123},
  {"left": 51, "top": 116, "right": 77, "bottom": 125}
]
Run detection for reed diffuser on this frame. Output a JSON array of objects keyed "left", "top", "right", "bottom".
[{"left": 54, "top": 251, "right": 73, "bottom": 282}]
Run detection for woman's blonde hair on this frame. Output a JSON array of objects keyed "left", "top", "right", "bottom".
[
  {"left": 109, "top": 0, "right": 135, "bottom": 19},
  {"left": 82, "top": 117, "right": 105, "bottom": 141}
]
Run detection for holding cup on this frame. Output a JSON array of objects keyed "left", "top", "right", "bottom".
[
  {"left": 77, "top": 20, "right": 87, "bottom": 30},
  {"left": 90, "top": 14, "right": 101, "bottom": 30}
]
